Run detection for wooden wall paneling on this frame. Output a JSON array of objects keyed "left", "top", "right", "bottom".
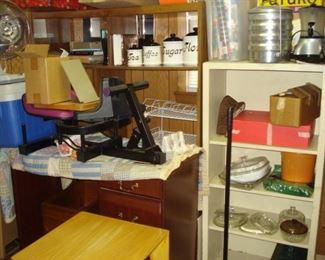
[
  {"left": 177, "top": 71, "right": 187, "bottom": 92},
  {"left": 72, "top": 18, "right": 84, "bottom": 42},
  {"left": 128, "top": 70, "right": 145, "bottom": 106},
  {"left": 143, "top": 71, "right": 169, "bottom": 99},
  {"left": 168, "top": 71, "right": 178, "bottom": 101},
  {"left": 168, "top": 71, "right": 192, "bottom": 134},
  {"left": 100, "top": 69, "right": 126, "bottom": 82},
  {"left": 177, "top": 12, "right": 187, "bottom": 40},
  {"left": 108, "top": 16, "right": 136, "bottom": 35},
  {"left": 143, "top": 70, "right": 170, "bottom": 131},
  {"left": 168, "top": 13, "right": 178, "bottom": 38},
  {"left": 124, "top": 70, "right": 132, "bottom": 86},
  {"left": 108, "top": 16, "right": 137, "bottom": 64},
  {"left": 47, "top": 19, "right": 60, "bottom": 43},
  {"left": 154, "top": 14, "right": 169, "bottom": 44},
  {"left": 106, "top": 17, "right": 121, "bottom": 35},
  {"left": 169, "top": 119, "right": 194, "bottom": 135},
  {"left": 60, "top": 19, "right": 72, "bottom": 43},
  {"left": 123, "top": 16, "right": 138, "bottom": 35},
  {"left": 167, "top": 12, "right": 186, "bottom": 39}
]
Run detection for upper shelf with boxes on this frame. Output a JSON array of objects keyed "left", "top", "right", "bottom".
[
  {"left": 28, "top": 3, "right": 206, "bottom": 70},
  {"left": 230, "top": 82, "right": 321, "bottom": 150},
  {"left": 27, "top": 2, "right": 207, "bottom": 146}
]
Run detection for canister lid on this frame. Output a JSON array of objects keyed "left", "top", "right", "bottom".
[
  {"left": 248, "top": 6, "right": 293, "bottom": 14},
  {"left": 164, "top": 33, "right": 182, "bottom": 42},
  {"left": 185, "top": 27, "right": 198, "bottom": 36},
  {"left": 213, "top": 208, "right": 248, "bottom": 228},
  {"left": 279, "top": 206, "right": 305, "bottom": 224},
  {"left": 299, "top": 4, "right": 325, "bottom": 12},
  {"left": 128, "top": 44, "right": 141, "bottom": 50},
  {"left": 143, "top": 39, "right": 160, "bottom": 46},
  {"left": 231, "top": 156, "right": 269, "bottom": 174}
]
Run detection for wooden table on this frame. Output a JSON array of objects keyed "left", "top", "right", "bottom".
[{"left": 12, "top": 211, "right": 169, "bottom": 260}]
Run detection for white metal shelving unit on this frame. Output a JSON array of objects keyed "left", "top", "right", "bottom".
[
  {"left": 144, "top": 98, "right": 197, "bottom": 121},
  {"left": 202, "top": 61, "right": 325, "bottom": 260},
  {"left": 144, "top": 98, "right": 198, "bottom": 146}
]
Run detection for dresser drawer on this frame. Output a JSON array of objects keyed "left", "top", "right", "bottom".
[
  {"left": 99, "top": 179, "right": 163, "bottom": 199},
  {"left": 99, "top": 188, "right": 163, "bottom": 227}
]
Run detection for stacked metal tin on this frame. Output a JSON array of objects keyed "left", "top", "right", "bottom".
[{"left": 248, "top": 6, "right": 293, "bottom": 63}]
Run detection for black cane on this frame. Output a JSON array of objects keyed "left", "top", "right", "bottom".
[{"left": 223, "top": 106, "right": 233, "bottom": 260}]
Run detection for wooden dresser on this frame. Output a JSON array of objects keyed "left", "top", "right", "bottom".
[{"left": 11, "top": 154, "right": 199, "bottom": 260}]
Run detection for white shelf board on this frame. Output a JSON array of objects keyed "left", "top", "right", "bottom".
[
  {"left": 204, "top": 60, "right": 325, "bottom": 73},
  {"left": 209, "top": 175, "right": 314, "bottom": 203},
  {"left": 208, "top": 219, "right": 310, "bottom": 249},
  {"left": 215, "top": 250, "right": 270, "bottom": 260},
  {"left": 209, "top": 134, "right": 318, "bottom": 155}
]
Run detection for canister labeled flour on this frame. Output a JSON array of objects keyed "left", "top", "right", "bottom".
[
  {"left": 183, "top": 28, "right": 198, "bottom": 66},
  {"left": 143, "top": 41, "right": 161, "bottom": 66},
  {"left": 163, "top": 33, "right": 183, "bottom": 66}
]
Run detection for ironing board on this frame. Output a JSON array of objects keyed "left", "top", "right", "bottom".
[{"left": 1, "top": 144, "right": 207, "bottom": 224}]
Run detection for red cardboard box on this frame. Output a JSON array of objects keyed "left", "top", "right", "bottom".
[
  {"left": 273, "top": 123, "right": 314, "bottom": 148},
  {"left": 232, "top": 110, "right": 269, "bottom": 145},
  {"left": 232, "top": 110, "right": 314, "bottom": 148},
  {"left": 13, "top": 0, "right": 51, "bottom": 8},
  {"left": 52, "top": 0, "right": 80, "bottom": 9}
]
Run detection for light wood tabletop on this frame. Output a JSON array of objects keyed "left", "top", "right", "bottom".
[{"left": 12, "top": 211, "right": 169, "bottom": 260}]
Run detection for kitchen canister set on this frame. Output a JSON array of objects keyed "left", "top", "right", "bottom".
[{"left": 127, "top": 28, "right": 198, "bottom": 67}]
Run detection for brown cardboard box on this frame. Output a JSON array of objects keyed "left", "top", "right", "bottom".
[
  {"left": 270, "top": 83, "right": 321, "bottom": 127},
  {"left": 19, "top": 44, "right": 71, "bottom": 104}
]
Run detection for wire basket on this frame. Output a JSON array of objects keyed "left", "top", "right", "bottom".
[{"left": 144, "top": 98, "right": 197, "bottom": 121}]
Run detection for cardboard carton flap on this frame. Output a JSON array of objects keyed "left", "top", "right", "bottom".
[
  {"left": 17, "top": 44, "right": 50, "bottom": 58},
  {"left": 60, "top": 59, "right": 99, "bottom": 103}
]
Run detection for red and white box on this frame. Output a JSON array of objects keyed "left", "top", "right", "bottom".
[
  {"left": 232, "top": 110, "right": 314, "bottom": 148},
  {"left": 232, "top": 110, "right": 269, "bottom": 145},
  {"left": 272, "top": 123, "right": 314, "bottom": 148}
]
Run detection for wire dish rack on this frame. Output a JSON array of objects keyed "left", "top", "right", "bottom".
[
  {"left": 151, "top": 127, "right": 197, "bottom": 146},
  {"left": 144, "top": 98, "right": 197, "bottom": 121}
]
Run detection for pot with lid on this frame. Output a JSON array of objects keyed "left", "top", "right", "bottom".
[
  {"left": 163, "top": 33, "right": 183, "bottom": 66},
  {"left": 292, "top": 5, "right": 325, "bottom": 63},
  {"left": 219, "top": 156, "right": 271, "bottom": 184},
  {"left": 143, "top": 40, "right": 161, "bottom": 66},
  {"left": 280, "top": 219, "right": 308, "bottom": 243},
  {"left": 183, "top": 27, "right": 198, "bottom": 65}
]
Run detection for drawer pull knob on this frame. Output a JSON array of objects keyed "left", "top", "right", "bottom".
[
  {"left": 118, "top": 181, "right": 139, "bottom": 192},
  {"left": 118, "top": 212, "right": 124, "bottom": 218},
  {"left": 131, "top": 183, "right": 139, "bottom": 191},
  {"left": 131, "top": 216, "right": 139, "bottom": 222}
]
